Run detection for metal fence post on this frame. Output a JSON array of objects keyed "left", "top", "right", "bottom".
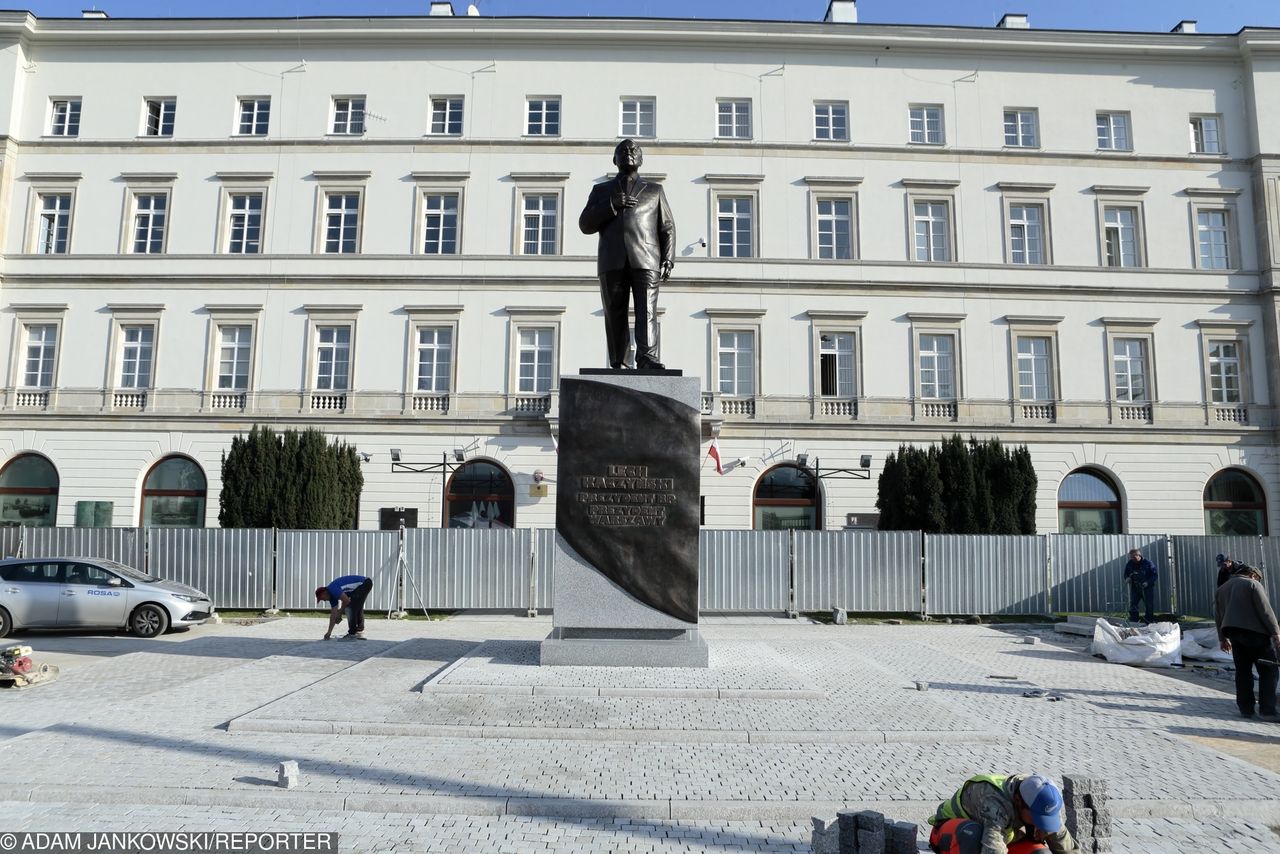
[
  {"left": 265, "top": 527, "right": 280, "bottom": 614},
  {"left": 389, "top": 524, "right": 408, "bottom": 619},
  {"left": 1165, "top": 533, "right": 1177, "bottom": 618},
  {"left": 919, "top": 531, "right": 928, "bottom": 619},
  {"left": 527, "top": 528, "right": 539, "bottom": 617},
  {"left": 787, "top": 528, "right": 799, "bottom": 618},
  {"left": 1044, "top": 534, "right": 1054, "bottom": 616}
]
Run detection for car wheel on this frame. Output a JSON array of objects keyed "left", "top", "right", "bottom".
[
  {"left": 130, "top": 603, "right": 169, "bottom": 638},
  {"left": 0, "top": 606, "right": 10, "bottom": 639}
]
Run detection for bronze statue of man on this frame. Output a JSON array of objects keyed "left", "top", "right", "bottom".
[{"left": 579, "top": 139, "right": 676, "bottom": 370}]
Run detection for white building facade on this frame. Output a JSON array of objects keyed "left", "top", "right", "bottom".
[{"left": 0, "top": 1, "right": 1277, "bottom": 534}]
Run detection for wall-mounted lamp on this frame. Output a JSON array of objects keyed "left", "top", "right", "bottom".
[
  {"left": 796, "top": 453, "right": 809, "bottom": 468},
  {"left": 390, "top": 448, "right": 402, "bottom": 462},
  {"left": 860, "top": 454, "right": 872, "bottom": 469},
  {"left": 452, "top": 448, "right": 466, "bottom": 463},
  {"left": 735, "top": 457, "right": 750, "bottom": 467},
  {"left": 697, "top": 238, "right": 707, "bottom": 247},
  {"left": 357, "top": 452, "right": 372, "bottom": 463}
]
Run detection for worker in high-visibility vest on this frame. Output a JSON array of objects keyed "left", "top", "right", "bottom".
[
  {"left": 929, "top": 819, "right": 1048, "bottom": 854},
  {"left": 929, "top": 774, "right": 1077, "bottom": 854}
]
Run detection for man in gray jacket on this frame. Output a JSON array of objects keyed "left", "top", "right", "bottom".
[{"left": 1216, "top": 564, "right": 1280, "bottom": 721}]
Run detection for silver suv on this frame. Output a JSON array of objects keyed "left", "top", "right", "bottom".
[{"left": 0, "top": 557, "right": 213, "bottom": 638}]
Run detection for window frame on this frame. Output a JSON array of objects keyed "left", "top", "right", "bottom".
[
  {"left": 903, "top": 179, "right": 959, "bottom": 263},
  {"left": 410, "top": 171, "right": 468, "bottom": 256},
  {"left": 515, "top": 189, "right": 562, "bottom": 256},
  {"left": 1190, "top": 113, "right": 1224, "bottom": 155},
  {"left": 908, "top": 313, "right": 965, "bottom": 408},
  {"left": 715, "top": 98, "right": 753, "bottom": 140},
  {"left": 998, "top": 183, "right": 1055, "bottom": 266},
  {"left": 213, "top": 173, "right": 272, "bottom": 255},
  {"left": 201, "top": 304, "right": 263, "bottom": 411},
  {"left": 7, "top": 304, "right": 67, "bottom": 398},
  {"left": 706, "top": 308, "right": 765, "bottom": 399},
  {"left": 1004, "top": 316, "right": 1063, "bottom": 405},
  {"left": 428, "top": 96, "right": 465, "bottom": 136},
  {"left": 1096, "top": 111, "right": 1132, "bottom": 152},
  {"left": 1187, "top": 190, "right": 1242, "bottom": 271},
  {"left": 807, "top": 310, "right": 866, "bottom": 402},
  {"left": 234, "top": 96, "right": 271, "bottom": 137},
  {"left": 141, "top": 97, "right": 176, "bottom": 138},
  {"left": 311, "top": 173, "right": 370, "bottom": 254},
  {"left": 1002, "top": 108, "right": 1039, "bottom": 148},
  {"left": 813, "top": 100, "right": 850, "bottom": 142},
  {"left": 806, "top": 177, "right": 860, "bottom": 261},
  {"left": 330, "top": 95, "right": 367, "bottom": 136},
  {"left": 118, "top": 175, "right": 177, "bottom": 255},
  {"left": 402, "top": 305, "right": 462, "bottom": 408},
  {"left": 504, "top": 306, "right": 564, "bottom": 397},
  {"left": 525, "top": 97, "right": 562, "bottom": 137},
  {"left": 1196, "top": 319, "right": 1253, "bottom": 410},
  {"left": 303, "top": 305, "right": 361, "bottom": 398},
  {"left": 908, "top": 104, "right": 945, "bottom": 145},
  {"left": 24, "top": 175, "right": 80, "bottom": 255},
  {"left": 1092, "top": 186, "right": 1148, "bottom": 268},
  {"left": 1101, "top": 317, "right": 1158, "bottom": 414},
  {"left": 105, "top": 304, "right": 164, "bottom": 400},
  {"left": 619, "top": 96, "right": 656, "bottom": 139},
  {"left": 47, "top": 97, "right": 81, "bottom": 138}
]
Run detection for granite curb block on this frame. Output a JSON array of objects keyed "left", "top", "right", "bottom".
[
  {"left": 419, "top": 684, "right": 825, "bottom": 700},
  {"left": 5, "top": 785, "right": 1279, "bottom": 825}
]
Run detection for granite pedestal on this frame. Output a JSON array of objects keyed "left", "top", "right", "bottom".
[{"left": 540, "top": 371, "right": 708, "bottom": 668}]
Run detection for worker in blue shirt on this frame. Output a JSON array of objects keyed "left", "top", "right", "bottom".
[
  {"left": 1123, "top": 548, "right": 1158, "bottom": 624},
  {"left": 315, "top": 574, "right": 373, "bottom": 640}
]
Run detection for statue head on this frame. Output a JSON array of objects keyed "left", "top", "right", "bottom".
[{"left": 613, "top": 138, "right": 644, "bottom": 172}]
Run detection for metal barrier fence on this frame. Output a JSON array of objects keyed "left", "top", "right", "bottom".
[
  {"left": 794, "top": 530, "right": 921, "bottom": 613},
  {"left": 699, "top": 529, "right": 789, "bottom": 612},
  {"left": 276, "top": 530, "right": 398, "bottom": 611},
  {"left": 148, "top": 528, "right": 274, "bottom": 610},
  {"left": 14, "top": 525, "right": 1280, "bottom": 617}
]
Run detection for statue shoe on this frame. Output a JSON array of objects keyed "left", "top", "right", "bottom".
[{"left": 636, "top": 358, "right": 666, "bottom": 370}]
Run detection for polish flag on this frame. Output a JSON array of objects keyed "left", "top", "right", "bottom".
[{"left": 707, "top": 438, "right": 724, "bottom": 475}]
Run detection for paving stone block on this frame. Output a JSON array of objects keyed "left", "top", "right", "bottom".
[
  {"left": 811, "top": 817, "right": 840, "bottom": 854},
  {"left": 277, "top": 761, "right": 298, "bottom": 789},
  {"left": 885, "top": 820, "right": 917, "bottom": 854},
  {"left": 837, "top": 810, "right": 859, "bottom": 854},
  {"left": 854, "top": 811, "right": 885, "bottom": 834},
  {"left": 856, "top": 828, "right": 885, "bottom": 854}
]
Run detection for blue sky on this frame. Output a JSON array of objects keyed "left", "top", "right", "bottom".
[{"left": 11, "top": 0, "right": 1280, "bottom": 33}]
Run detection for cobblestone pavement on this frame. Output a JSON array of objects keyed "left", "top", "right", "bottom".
[{"left": 2, "top": 615, "right": 1280, "bottom": 852}]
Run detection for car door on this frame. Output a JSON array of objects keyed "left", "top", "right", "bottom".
[
  {"left": 57, "top": 561, "right": 130, "bottom": 629},
  {"left": 0, "top": 561, "right": 64, "bottom": 627}
]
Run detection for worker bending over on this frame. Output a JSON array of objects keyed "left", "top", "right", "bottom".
[{"left": 929, "top": 774, "right": 1077, "bottom": 854}]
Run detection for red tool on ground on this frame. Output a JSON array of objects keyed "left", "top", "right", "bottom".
[{"left": 0, "top": 645, "right": 58, "bottom": 689}]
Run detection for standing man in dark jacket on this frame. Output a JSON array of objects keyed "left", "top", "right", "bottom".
[
  {"left": 579, "top": 139, "right": 676, "bottom": 370},
  {"left": 1216, "top": 564, "right": 1280, "bottom": 720},
  {"left": 1123, "top": 548, "right": 1158, "bottom": 624}
]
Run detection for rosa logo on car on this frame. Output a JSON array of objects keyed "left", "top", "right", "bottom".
[{"left": 86, "top": 589, "right": 120, "bottom": 597}]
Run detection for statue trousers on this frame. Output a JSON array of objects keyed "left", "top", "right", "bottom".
[{"left": 600, "top": 265, "right": 660, "bottom": 368}]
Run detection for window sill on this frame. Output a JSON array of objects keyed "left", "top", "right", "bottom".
[{"left": 907, "top": 141, "right": 946, "bottom": 147}]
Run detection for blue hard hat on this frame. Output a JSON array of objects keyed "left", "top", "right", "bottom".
[{"left": 1018, "top": 775, "right": 1063, "bottom": 834}]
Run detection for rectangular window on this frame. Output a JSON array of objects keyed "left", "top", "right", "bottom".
[
  {"left": 1197, "top": 209, "right": 1231, "bottom": 269},
  {"left": 323, "top": 193, "right": 360, "bottom": 254},
  {"left": 131, "top": 193, "right": 168, "bottom": 254},
  {"left": 144, "top": 98, "right": 176, "bottom": 137},
  {"left": 521, "top": 193, "right": 558, "bottom": 255},
  {"left": 716, "top": 99, "right": 752, "bottom": 139},
  {"left": 226, "top": 192, "right": 264, "bottom": 254},
  {"left": 49, "top": 99, "right": 81, "bottom": 137},
  {"left": 415, "top": 326, "right": 453, "bottom": 393},
  {"left": 119, "top": 325, "right": 154, "bottom": 389},
  {"left": 1008, "top": 204, "right": 1045, "bottom": 265},
  {"left": 1208, "top": 341, "right": 1242, "bottom": 404},
  {"left": 36, "top": 194, "right": 72, "bottom": 255},
  {"left": 1103, "top": 206, "right": 1139, "bottom": 267},
  {"left": 331, "top": 97, "right": 366, "bottom": 135},
  {"left": 1190, "top": 115, "right": 1222, "bottom": 154},
  {"left": 918, "top": 334, "right": 955, "bottom": 399},
  {"left": 315, "top": 326, "right": 351, "bottom": 391},
  {"left": 913, "top": 201, "right": 951, "bottom": 262},
  {"left": 237, "top": 98, "right": 270, "bottom": 136},
  {"left": 718, "top": 330, "right": 755, "bottom": 396},
  {"left": 1016, "top": 336, "right": 1052, "bottom": 401},
  {"left": 1003, "top": 109, "right": 1038, "bottom": 147},
  {"left": 218, "top": 325, "right": 251, "bottom": 391},
  {"left": 909, "top": 105, "right": 944, "bottom": 144},
  {"left": 819, "top": 332, "right": 855, "bottom": 397},
  {"left": 716, "top": 196, "right": 754, "bottom": 258},
  {"left": 1112, "top": 338, "right": 1148, "bottom": 402},
  {"left": 1096, "top": 112, "right": 1131, "bottom": 150},
  {"left": 815, "top": 198, "right": 853, "bottom": 260},
  {"left": 429, "top": 97, "right": 463, "bottom": 135},
  {"left": 620, "top": 98, "right": 655, "bottom": 138},
  {"left": 23, "top": 325, "right": 56, "bottom": 388},
  {"left": 422, "top": 193, "right": 460, "bottom": 255},
  {"left": 517, "top": 327, "right": 554, "bottom": 393},
  {"left": 526, "top": 98, "right": 561, "bottom": 136},
  {"left": 814, "top": 102, "right": 849, "bottom": 141}
]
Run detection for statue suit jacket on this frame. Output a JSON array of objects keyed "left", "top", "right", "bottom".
[{"left": 579, "top": 174, "right": 676, "bottom": 275}]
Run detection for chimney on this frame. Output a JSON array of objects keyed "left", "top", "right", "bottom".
[
  {"left": 997, "top": 13, "right": 1029, "bottom": 29},
  {"left": 81, "top": 8, "right": 108, "bottom": 17},
  {"left": 1171, "top": 20, "right": 1197, "bottom": 34},
  {"left": 824, "top": 0, "right": 856, "bottom": 24},
  {"left": 429, "top": 1, "right": 454, "bottom": 15}
]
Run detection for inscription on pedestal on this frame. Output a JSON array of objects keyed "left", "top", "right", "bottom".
[{"left": 578, "top": 465, "right": 677, "bottom": 527}]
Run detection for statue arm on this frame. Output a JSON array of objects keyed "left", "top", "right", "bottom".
[
  {"left": 579, "top": 184, "right": 616, "bottom": 235},
  {"left": 658, "top": 186, "right": 676, "bottom": 268}
]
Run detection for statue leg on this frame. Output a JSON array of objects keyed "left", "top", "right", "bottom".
[
  {"left": 633, "top": 269, "right": 663, "bottom": 368},
  {"left": 600, "top": 271, "right": 629, "bottom": 369}
]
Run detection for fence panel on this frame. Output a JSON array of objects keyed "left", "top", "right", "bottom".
[
  {"left": 698, "top": 529, "right": 789, "bottom": 612},
  {"left": 404, "top": 528, "right": 533, "bottom": 610},
  {"left": 532, "top": 529, "right": 555, "bottom": 610},
  {"left": 795, "top": 530, "right": 921, "bottom": 613},
  {"left": 0, "top": 526, "right": 20, "bottom": 558},
  {"left": 22, "top": 526, "right": 146, "bottom": 570},
  {"left": 147, "top": 528, "right": 274, "bottom": 610},
  {"left": 925, "top": 534, "right": 1048, "bottom": 615},
  {"left": 1051, "top": 534, "right": 1171, "bottom": 616},
  {"left": 1258, "top": 538, "right": 1280, "bottom": 609},
  {"left": 276, "top": 530, "right": 398, "bottom": 610},
  {"left": 1172, "top": 535, "right": 1262, "bottom": 618}
]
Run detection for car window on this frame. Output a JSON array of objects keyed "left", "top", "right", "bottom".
[
  {"left": 0, "top": 562, "right": 64, "bottom": 583},
  {"left": 97, "top": 559, "right": 155, "bottom": 582},
  {"left": 65, "top": 562, "right": 117, "bottom": 587}
]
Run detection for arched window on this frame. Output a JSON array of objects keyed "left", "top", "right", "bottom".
[
  {"left": 0, "top": 454, "right": 59, "bottom": 527},
  {"left": 445, "top": 460, "right": 514, "bottom": 528},
  {"left": 753, "top": 464, "right": 821, "bottom": 530},
  {"left": 1057, "top": 469, "right": 1121, "bottom": 534},
  {"left": 1204, "top": 469, "right": 1267, "bottom": 535},
  {"left": 141, "top": 456, "right": 207, "bottom": 527}
]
